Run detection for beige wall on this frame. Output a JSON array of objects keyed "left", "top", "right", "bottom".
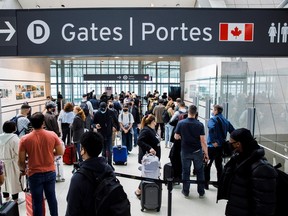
[{"left": 0, "top": 57, "right": 51, "bottom": 95}]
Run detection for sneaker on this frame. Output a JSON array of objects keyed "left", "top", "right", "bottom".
[
  {"left": 204, "top": 183, "right": 209, "bottom": 190},
  {"left": 199, "top": 194, "right": 205, "bottom": 199},
  {"left": 181, "top": 190, "right": 189, "bottom": 198},
  {"left": 15, "top": 198, "right": 25, "bottom": 205}
]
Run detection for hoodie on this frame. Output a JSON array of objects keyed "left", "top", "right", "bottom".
[{"left": 65, "top": 157, "right": 114, "bottom": 216}]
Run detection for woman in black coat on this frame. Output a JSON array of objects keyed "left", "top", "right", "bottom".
[
  {"left": 135, "top": 114, "right": 161, "bottom": 198},
  {"left": 217, "top": 128, "right": 277, "bottom": 216},
  {"left": 71, "top": 106, "right": 86, "bottom": 162}
]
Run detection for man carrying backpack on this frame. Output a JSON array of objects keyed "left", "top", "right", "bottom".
[
  {"left": 65, "top": 131, "right": 130, "bottom": 216},
  {"left": 12, "top": 104, "right": 31, "bottom": 137}
]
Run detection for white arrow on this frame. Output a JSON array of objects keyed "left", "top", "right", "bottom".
[{"left": 0, "top": 21, "right": 16, "bottom": 41}]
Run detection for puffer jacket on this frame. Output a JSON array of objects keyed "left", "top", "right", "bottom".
[{"left": 217, "top": 148, "right": 277, "bottom": 216}]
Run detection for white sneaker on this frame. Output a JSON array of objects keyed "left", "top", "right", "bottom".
[{"left": 15, "top": 198, "right": 25, "bottom": 205}]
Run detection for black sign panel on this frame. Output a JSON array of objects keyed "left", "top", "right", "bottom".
[
  {"left": 1, "top": 8, "right": 288, "bottom": 56},
  {"left": 0, "top": 10, "right": 17, "bottom": 56},
  {"left": 84, "top": 74, "right": 150, "bottom": 81}
]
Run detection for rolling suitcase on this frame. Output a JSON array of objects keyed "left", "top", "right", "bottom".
[
  {"left": 0, "top": 201, "right": 19, "bottom": 216},
  {"left": 113, "top": 145, "right": 128, "bottom": 165},
  {"left": 63, "top": 144, "right": 76, "bottom": 165},
  {"left": 141, "top": 181, "right": 162, "bottom": 212},
  {"left": 163, "top": 162, "right": 174, "bottom": 181},
  {"left": 25, "top": 192, "right": 45, "bottom": 216}
]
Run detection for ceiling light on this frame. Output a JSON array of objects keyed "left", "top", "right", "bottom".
[
  {"left": 61, "top": 4, "right": 65, "bottom": 7},
  {"left": 159, "top": 56, "right": 163, "bottom": 59},
  {"left": 150, "top": 3, "right": 154, "bottom": 7}
]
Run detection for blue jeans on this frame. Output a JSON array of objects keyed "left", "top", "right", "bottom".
[
  {"left": 132, "top": 125, "right": 138, "bottom": 146},
  {"left": 102, "top": 136, "right": 113, "bottom": 166},
  {"left": 181, "top": 150, "right": 205, "bottom": 196},
  {"left": 165, "top": 124, "right": 174, "bottom": 145},
  {"left": 75, "top": 142, "right": 83, "bottom": 162},
  {"left": 29, "top": 171, "right": 58, "bottom": 216},
  {"left": 122, "top": 131, "right": 132, "bottom": 152}
]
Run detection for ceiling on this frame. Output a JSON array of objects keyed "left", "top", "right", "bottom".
[{"left": 17, "top": 0, "right": 197, "bottom": 9}]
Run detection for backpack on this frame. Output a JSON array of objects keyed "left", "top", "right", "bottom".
[
  {"left": 10, "top": 115, "right": 25, "bottom": 136},
  {"left": 162, "top": 109, "right": 171, "bottom": 124},
  {"left": 78, "top": 168, "right": 131, "bottom": 216},
  {"left": 274, "top": 163, "right": 288, "bottom": 216},
  {"left": 80, "top": 101, "right": 90, "bottom": 116},
  {"left": 178, "top": 111, "right": 188, "bottom": 121}
]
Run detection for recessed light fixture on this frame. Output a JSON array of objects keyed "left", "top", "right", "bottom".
[
  {"left": 114, "top": 56, "right": 120, "bottom": 59},
  {"left": 61, "top": 4, "right": 65, "bottom": 7},
  {"left": 159, "top": 56, "right": 163, "bottom": 59},
  {"left": 150, "top": 3, "right": 154, "bottom": 7}
]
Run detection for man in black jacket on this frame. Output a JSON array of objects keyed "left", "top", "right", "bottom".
[
  {"left": 65, "top": 131, "right": 130, "bottom": 216},
  {"left": 93, "top": 102, "right": 120, "bottom": 168},
  {"left": 44, "top": 102, "right": 61, "bottom": 137}
]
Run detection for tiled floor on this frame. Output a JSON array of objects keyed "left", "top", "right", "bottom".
[{"left": 18, "top": 140, "right": 227, "bottom": 216}]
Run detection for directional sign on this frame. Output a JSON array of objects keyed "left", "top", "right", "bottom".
[
  {"left": 83, "top": 74, "right": 150, "bottom": 81},
  {"left": 0, "top": 10, "right": 17, "bottom": 56},
  {"left": 1, "top": 8, "right": 288, "bottom": 56}
]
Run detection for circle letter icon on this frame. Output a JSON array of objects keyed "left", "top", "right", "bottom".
[{"left": 27, "top": 20, "right": 50, "bottom": 44}]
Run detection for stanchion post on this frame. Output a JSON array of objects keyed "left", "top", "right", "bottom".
[{"left": 167, "top": 178, "right": 173, "bottom": 216}]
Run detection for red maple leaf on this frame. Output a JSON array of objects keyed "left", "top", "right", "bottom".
[{"left": 231, "top": 27, "right": 242, "bottom": 38}]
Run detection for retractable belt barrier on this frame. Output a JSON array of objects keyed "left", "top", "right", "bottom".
[{"left": 115, "top": 172, "right": 218, "bottom": 216}]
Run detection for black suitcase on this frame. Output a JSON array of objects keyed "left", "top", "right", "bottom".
[
  {"left": 0, "top": 201, "right": 19, "bottom": 216},
  {"left": 164, "top": 162, "right": 174, "bottom": 182},
  {"left": 141, "top": 181, "right": 162, "bottom": 212}
]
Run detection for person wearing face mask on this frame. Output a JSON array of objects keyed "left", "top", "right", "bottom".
[
  {"left": 217, "top": 128, "right": 277, "bottom": 216},
  {"left": 135, "top": 114, "right": 161, "bottom": 198},
  {"left": 119, "top": 104, "right": 134, "bottom": 154},
  {"left": 93, "top": 102, "right": 120, "bottom": 169},
  {"left": 44, "top": 101, "right": 61, "bottom": 137},
  {"left": 71, "top": 106, "right": 86, "bottom": 162},
  {"left": 66, "top": 131, "right": 131, "bottom": 216}
]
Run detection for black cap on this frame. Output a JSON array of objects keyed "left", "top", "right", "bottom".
[
  {"left": 46, "top": 101, "right": 56, "bottom": 109},
  {"left": 99, "top": 102, "right": 107, "bottom": 111},
  {"left": 82, "top": 94, "right": 87, "bottom": 97}
]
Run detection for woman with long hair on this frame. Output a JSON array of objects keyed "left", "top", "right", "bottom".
[
  {"left": 58, "top": 102, "right": 75, "bottom": 145},
  {"left": 135, "top": 114, "right": 161, "bottom": 198},
  {"left": 71, "top": 106, "right": 86, "bottom": 162}
]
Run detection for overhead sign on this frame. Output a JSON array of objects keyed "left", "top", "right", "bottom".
[
  {"left": 83, "top": 74, "right": 150, "bottom": 81},
  {"left": 0, "top": 10, "right": 17, "bottom": 56},
  {"left": 0, "top": 8, "right": 288, "bottom": 56}
]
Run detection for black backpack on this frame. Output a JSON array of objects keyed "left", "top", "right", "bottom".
[
  {"left": 10, "top": 115, "right": 25, "bottom": 136},
  {"left": 78, "top": 168, "right": 131, "bottom": 216},
  {"left": 162, "top": 109, "right": 171, "bottom": 124},
  {"left": 274, "top": 163, "right": 288, "bottom": 216},
  {"left": 80, "top": 101, "right": 90, "bottom": 116}
]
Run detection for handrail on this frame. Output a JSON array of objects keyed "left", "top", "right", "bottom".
[
  {"left": 259, "top": 143, "right": 288, "bottom": 161},
  {"left": 257, "top": 136, "right": 288, "bottom": 149}
]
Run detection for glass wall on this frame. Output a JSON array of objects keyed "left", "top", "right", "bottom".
[
  {"left": 50, "top": 59, "right": 180, "bottom": 105},
  {"left": 184, "top": 61, "right": 288, "bottom": 171}
]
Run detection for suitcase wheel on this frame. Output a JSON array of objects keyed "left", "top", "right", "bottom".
[
  {"left": 141, "top": 208, "right": 144, "bottom": 212},
  {"left": 157, "top": 207, "right": 160, "bottom": 212}
]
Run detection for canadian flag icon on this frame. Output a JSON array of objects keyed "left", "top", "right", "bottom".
[{"left": 219, "top": 23, "right": 254, "bottom": 42}]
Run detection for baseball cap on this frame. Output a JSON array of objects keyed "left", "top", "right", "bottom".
[
  {"left": 99, "top": 102, "right": 107, "bottom": 112},
  {"left": 46, "top": 101, "right": 56, "bottom": 109}
]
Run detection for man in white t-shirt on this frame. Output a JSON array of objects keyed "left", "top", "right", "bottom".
[{"left": 118, "top": 104, "right": 134, "bottom": 153}]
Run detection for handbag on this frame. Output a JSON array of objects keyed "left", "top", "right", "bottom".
[{"left": 216, "top": 117, "right": 233, "bottom": 158}]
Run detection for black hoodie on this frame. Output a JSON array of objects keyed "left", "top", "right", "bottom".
[{"left": 66, "top": 157, "right": 114, "bottom": 216}]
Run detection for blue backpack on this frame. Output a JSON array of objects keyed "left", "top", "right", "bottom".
[{"left": 10, "top": 115, "right": 25, "bottom": 136}]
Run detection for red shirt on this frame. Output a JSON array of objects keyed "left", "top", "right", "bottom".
[{"left": 19, "top": 129, "right": 61, "bottom": 177}]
